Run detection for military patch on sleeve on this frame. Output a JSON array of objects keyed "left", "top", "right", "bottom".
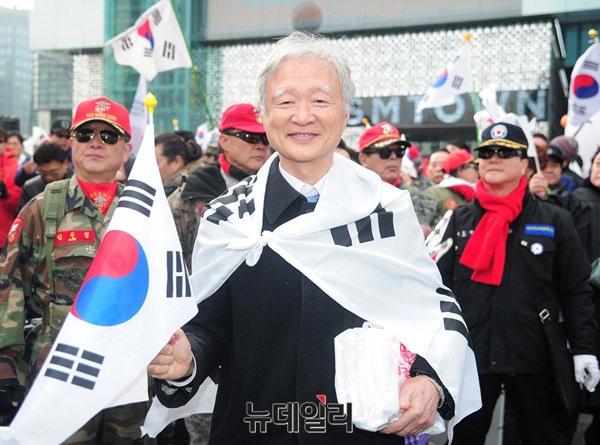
[
  {"left": 7, "top": 216, "right": 23, "bottom": 245},
  {"left": 54, "top": 230, "right": 96, "bottom": 244},
  {"left": 524, "top": 224, "right": 555, "bottom": 238}
]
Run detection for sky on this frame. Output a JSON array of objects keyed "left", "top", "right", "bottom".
[{"left": 0, "top": 0, "right": 35, "bottom": 9}]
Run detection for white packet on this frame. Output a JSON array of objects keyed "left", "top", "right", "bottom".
[{"left": 334, "top": 322, "right": 445, "bottom": 434}]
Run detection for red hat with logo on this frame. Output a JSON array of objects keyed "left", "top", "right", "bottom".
[
  {"left": 359, "top": 122, "right": 409, "bottom": 152},
  {"left": 220, "top": 103, "right": 265, "bottom": 133},
  {"left": 71, "top": 97, "right": 131, "bottom": 136},
  {"left": 443, "top": 149, "right": 474, "bottom": 173}
]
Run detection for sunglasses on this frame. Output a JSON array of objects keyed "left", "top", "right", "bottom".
[
  {"left": 477, "top": 147, "right": 524, "bottom": 159},
  {"left": 54, "top": 133, "right": 70, "bottom": 139},
  {"left": 363, "top": 146, "right": 406, "bottom": 159},
  {"left": 223, "top": 130, "right": 268, "bottom": 146},
  {"left": 74, "top": 128, "right": 121, "bottom": 145},
  {"left": 459, "top": 162, "right": 477, "bottom": 170}
]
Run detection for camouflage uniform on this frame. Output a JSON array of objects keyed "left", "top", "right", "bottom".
[
  {"left": 424, "top": 186, "right": 469, "bottom": 227},
  {"left": 398, "top": 182, "right": 440, "bottom": 228},
  {"left": 0, "top": 176, "right": 149, "bottom": 444},
  {"left": 163, "top": 159, "right": 204, "bottom": 199},
  {"left": 410, "top": 172, "right": 432, "bottom": 193}
]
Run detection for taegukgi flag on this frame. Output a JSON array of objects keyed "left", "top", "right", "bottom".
[
  {"left": 106, "top": 0, "right": 192, "bottom": 81},
  {"left": 417, "top": 41, "right": 472, "bottom": 112},
  {"left": 566, "top": 39, "right": 600, "bottom": 130},
  {"left": 3, "top": 120, "right": 198, "bottom": 444}
]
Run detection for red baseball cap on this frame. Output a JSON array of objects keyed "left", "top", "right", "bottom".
[
  {"left": 408, "top": 145, "right": 420, "bottom": 160},
  {"left": 71, "top": 97, "right": 131, "bottom": 136},
  {"left": 359, "top": 122, "right": 408, "bottom": 152},
  {"left": 443, "top": 149, "right": 474, "bottom": 173},
  {"left": 220, "top": 103, "right": 265, "bottom": 133}
]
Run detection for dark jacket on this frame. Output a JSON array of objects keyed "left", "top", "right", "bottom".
[
  {"left": 158, "top": 160, "right": 453, "bottom": 444},
  {"left": 437, "top": 191, "right": 596, "bottom": 375},
  {"left": 17, "top": 169, "right": 73, "bottom": 214}
]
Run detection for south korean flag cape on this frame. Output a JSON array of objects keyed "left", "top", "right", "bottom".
[{"left": 145, "top": 152, "right": 481, "bottom": 441}]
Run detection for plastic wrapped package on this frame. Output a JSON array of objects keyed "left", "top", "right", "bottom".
[{"left": 334, "top": 323, "right": 445, "bottom": 434}]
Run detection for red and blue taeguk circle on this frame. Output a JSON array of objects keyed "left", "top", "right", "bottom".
[
  {"left": 71, "top": 230, "right": 149, "bottom": 326},
  {"left": 432, "top": 69, "right": 448, "bottom": 88},
  {"left": 572, "top": 74, "right": 599, "bottom": 99}
]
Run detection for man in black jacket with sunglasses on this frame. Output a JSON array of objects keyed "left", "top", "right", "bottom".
[
  {"left": 169, "top": 103, "right": 271, "bottom": 271},
  {"left": 437, "top": 122, "right": 598, "bottom": 444}
]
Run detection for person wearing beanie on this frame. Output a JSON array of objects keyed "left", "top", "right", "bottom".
[
  {"left": 0, "top": 97, "right": 150, "bottom": 441},
  {"left": 169, "top": 103, "right": 271, "bottom": 270},
  {"left": 358, "top": 121, "right": 440, "bottom": 237},
  {"left": 437, "top": 122, "right": 598, "bottom": 444},
  {"left": 424, "top": 149, "right": 478, "bottom": 224}
]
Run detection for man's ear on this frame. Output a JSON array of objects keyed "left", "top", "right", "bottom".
[{"left": 358, "top": 152, "right": 368, "bottom": 167}]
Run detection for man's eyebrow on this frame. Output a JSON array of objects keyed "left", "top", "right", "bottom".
[
  {"left": 272, "top": 86, "right": 334, "bottom": 98},
  {"left": 272, "top": 88, "right": 289, "bottom": 98}
]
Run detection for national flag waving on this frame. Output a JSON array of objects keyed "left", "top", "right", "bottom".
[
  {"left": 417, "top": 37, "right": 472, "bottom": 112},
  {"left": 566, "top": 39, "right": 600, "bottom": 130},
  {"left": 4, "top": 96, "right": 198, "bottom": 445},
  {"left": 106, "top": 0, "right": 192, "bottom": 81}
]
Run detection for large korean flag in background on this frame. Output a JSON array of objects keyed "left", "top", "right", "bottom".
[
  {"left": 106, "top": 0, "right": 192, "bottom": 81},
  {"left": 2, "top": 123, "right": 198, "bottom": 445}
]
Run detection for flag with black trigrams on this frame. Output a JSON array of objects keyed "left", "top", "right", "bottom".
[
  {"left": 106, "top": 0, "right": 192, "bottom": 81},
  {"left": 5, "top": 121, "right": 198, "bottom": 445}
]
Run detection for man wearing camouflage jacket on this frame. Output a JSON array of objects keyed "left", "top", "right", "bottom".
[
  {"left": 0, "top": 97, "right": 148, "bottom": 443},
  {"left": 168, "top": 103, "right": 271, "bottom": 269}
]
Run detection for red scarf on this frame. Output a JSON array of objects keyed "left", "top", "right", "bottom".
[
  {"left": 77, "top": 179, "right": 117, "bottom": 216},
  {"left": 459, "top": 176, "right": 527, "bottom": 285},
  {"left": 448, "top": 184, "right": 475, "bottom": 202}
]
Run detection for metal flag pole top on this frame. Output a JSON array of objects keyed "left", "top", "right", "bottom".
[{"left": 145, "top": 92, "right": 157, "bottom": 125}]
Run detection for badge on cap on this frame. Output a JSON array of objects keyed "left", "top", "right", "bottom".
[
  {"left": 382, "top": 123, "right": 392, "bottom": 134},
  {"left": 95, "top": 99, "right": 111, "bottom": 113},
  {"left": 530, "top": 242, "right": 544, "bottom": 255},
  {"left": 252, "top": 107, "right": 262, "bottom": 124},
  {"left": 491, "top": 124, "right": 508, "bottom": 139}
]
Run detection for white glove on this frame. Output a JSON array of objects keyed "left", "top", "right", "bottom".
[{"left": 573, "top": 354, "right": 600, "bottom": 392}]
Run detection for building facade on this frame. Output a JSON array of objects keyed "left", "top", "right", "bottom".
[
  {"left": 27, "top": 0, "right": 600, "bottom": 151},
  {"left": 0, "top": 6, "right": 33, "bottom": 133}
]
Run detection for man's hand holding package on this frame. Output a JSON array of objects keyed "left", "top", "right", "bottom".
[
  {"left": 147, "top": 329, "right": 194, "bottom": 381},
  {"left": 379, "top": 375, "right": 439, "bottom": 436}
]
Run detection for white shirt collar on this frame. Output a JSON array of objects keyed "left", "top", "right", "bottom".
[{"left": 278, "top": 162, "right": 328, "bottom": 198}]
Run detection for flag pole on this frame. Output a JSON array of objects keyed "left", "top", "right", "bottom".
[
  {"left": 145, "top": 92, "right": 157, "bottom": 126},
  {"left": 465, "top": 33, "right": 481, "bottom": 146},
  {"left": 170, "top": 0, "right": 216, "bottom": 129}
]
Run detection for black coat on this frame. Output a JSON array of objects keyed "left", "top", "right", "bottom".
[
  {"left": 437, "top": 191, "right": 596, "bottom": 375},
  {"left": 158, "top": 160, "right": 453, "bottom": 444},
  {"left": 550, "top": 180, "right": 600, "bottom": 406}
]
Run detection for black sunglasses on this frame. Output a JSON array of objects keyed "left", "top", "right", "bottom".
[
  {"left": 477, "top": 147, "right": 524, "bottom": 160},
  {"left": 363, "top": 146, "right": 406, "bottom": 159},
  {"left": 223, "top": 130, "right": 268, "bottom": 146},
  {"left": 74, "top": 128, "right": 121, "bottom": 145}
]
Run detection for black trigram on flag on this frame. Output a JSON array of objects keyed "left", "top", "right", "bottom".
[
  {"left": 151, "top": 8, "right": 162, "bottom": 26},
  {"left": 583, "top": 61, "right": 599, "bottom": 71},
  {"left": 205, "top": 176, "right": 257, "bottom": 225},
  {"left": 451, "top": 75, "right": 464, "bottom": 90},
  {"left": 163, "top": 41, "right": 176, "bottom": 60},
  {"left": 166, "top": 251, "right": 192, "bottom": 298},
  {"left": 121, "top": 35, "right": 133, "bottom": 51},
  {"left": 330, "top": 204, "right": 395, "bottom": 247},
  {"left": 118, "top": 179, "right": 156, "bottom": 217},
  {"left": 573, "top": 104, "right": 587, "bottom": 116},
  {"left": 45, "top": 343, "right": 104, "bottom": 390},
  {"left": 437, "top": 287, "right": 470, "bottom": 343}
]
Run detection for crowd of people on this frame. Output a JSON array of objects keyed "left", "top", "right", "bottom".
[{"left": 0, "top": 30, "right": 599, "bottom": 445}]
